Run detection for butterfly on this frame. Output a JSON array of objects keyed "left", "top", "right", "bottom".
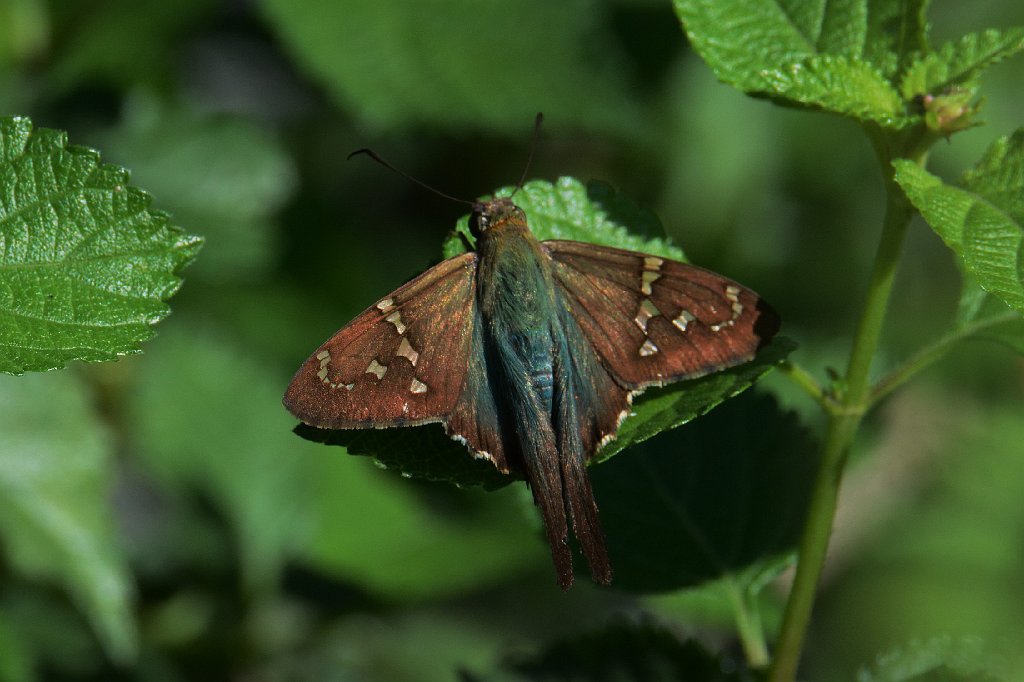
[{"left": 284, "top": 193, "right": 779, "bottom": 589}]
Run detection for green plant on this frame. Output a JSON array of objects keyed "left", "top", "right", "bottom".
[
  {"left": 672, "top": 3, "right": 1024, "bottom": 678},
  {"left": 0, "top": 0, "right": 1021, "bottom": 680}
]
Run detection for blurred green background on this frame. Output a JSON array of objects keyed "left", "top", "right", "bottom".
[{"left": 1, "top": 0, "right": 1023, "bottom": 679}]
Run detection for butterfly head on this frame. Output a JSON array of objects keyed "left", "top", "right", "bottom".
[{"left": 469, "top": 197, "right": 526, "bottom": 238}]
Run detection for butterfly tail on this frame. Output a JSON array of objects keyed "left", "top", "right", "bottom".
[
  {"left": 557, "top": 396, "right": 612, "bottom": 586},
  {"left": 517, "top": 414, "right": 575, "bottom": 589}
]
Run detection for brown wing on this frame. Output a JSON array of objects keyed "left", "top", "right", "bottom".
[
  {"left": 544, "top": 240, "right": 779, "bottom": 389},
  {"left": 284, "top": 252, "right": 479, "bottom": 429}
]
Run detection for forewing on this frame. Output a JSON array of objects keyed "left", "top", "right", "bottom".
[
  {"left": 284, "top": 252, "right": 478, "bottom": 428},
  {"left": 545, "top": 240, "right": 779, "bottom": 389}
]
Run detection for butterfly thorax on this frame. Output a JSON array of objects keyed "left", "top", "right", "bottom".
[
  {"left": 474, "top": 201, "right": 556, "bottom": 328},
  {"left": 475, "top": 202, "right": 560, "bottom": 413}
]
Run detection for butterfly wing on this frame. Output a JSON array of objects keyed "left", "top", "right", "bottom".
[
  {"left": 544, "top": 240, "right": 779, "bottom": 389},
  {"left": 284, "top": 252, "right": 480, "bottom": 428},
  {"left": 284, "top": 251, "right": 513, "bottom": 473}
]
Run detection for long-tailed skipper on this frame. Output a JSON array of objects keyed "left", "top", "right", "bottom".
[{"left": 284, "top": 169, "right": 779, "bottom": 590}]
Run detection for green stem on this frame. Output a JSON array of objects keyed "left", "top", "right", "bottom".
[
  {"left": 727, "top": 581, "right": 769, "bottom": 668},
  {"left": 776, "top": 360, "right": 830, "bottom": 410},
  {"left": 871, "top": 311, "right": 1022, "bottom": 404},
  {"left": 767, "top": 141, "right": 925, "bottom": 682}
]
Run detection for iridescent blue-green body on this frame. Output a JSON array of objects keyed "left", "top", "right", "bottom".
[
  {"left": 474, "top": 199, "right": 610, "bottom": 585},
  {"left": 285, "top": 195, "right": 778, "bottom": 589}
]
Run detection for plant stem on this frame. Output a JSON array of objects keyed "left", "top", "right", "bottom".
[
  {"left": 727, "top": 581, "right": 769, "bottom": 668},
  {"left": 870, "top": 311, "right": 1022, "bottom": 403},
  {"left": 777, "top": 360, "right": 830, "bottom": 410},
  {"left": 767, "top": 144, "right": 923, "bottom": 682}
]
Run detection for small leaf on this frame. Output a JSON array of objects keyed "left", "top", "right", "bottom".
[
  {"left": 444, "top": 178, "right": 683, "bottom": 261},
  {"left": 755, "top": 55, "right": 906, "bottom": 130},
  {"left": 955, "top": 278, "right": 1024, "bottom": 355},
  {"left": 673, "top": 0, "right": 915, "bottom": 127},
  {"left": 900, "top": 27, "right": 1024, "bottom": 99},
  {"left": 591, "top": 391, "right": 817, "bottom": 592},
  {"left": 0, "top": 116, "right": 202, "bottom": 374},
  {"left": 862, "top": 0, "right": 929, "bottom": 78},
  {"left": 894, "top": 132, "right": 1024, "bottom": 314},
  {"left": 0, "top": 371, "right": 136, "bottom": 663}
]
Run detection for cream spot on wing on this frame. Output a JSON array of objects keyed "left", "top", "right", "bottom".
[
  {"left": 639, "top": 339, "right": 659, "bottom": 356},
  {"left": 316, "top": 350, "right": 332, "bottom": 383},
  {"left": 396, "top": 337, "right": 419, "bottom": 366},
  {"left": 673, "top": 309, "right": 695, "bottom": 332},
  {"left": 376, "top": 298, "right": 395, "bottom": 311},
  {"left": 410, "top": 377, "right": 428, "bottom": 394},
  {"left": 725, "top": 285, "right": 744, "bottom": 322},
  {"left": 640, "top": 257, "right": 663, "bottom": 294},
  {"left": 633, "top": 298, "right": 661, "bottom": 332},
  {"left": 641, "top": 269, "right": 661, "bottom": 295},
  {"left": 365, "top": 359, "right": 387, "bottom": 379},
  {"left": 328, "top": 382, "right": 354, "bottom": 390},
  {"left": 385, "top": 311, "right": 407, "bottom": 335}
]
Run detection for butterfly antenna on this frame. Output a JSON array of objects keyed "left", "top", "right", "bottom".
[
  {"left": 511, "top": 112, "right": 543, "bottom": 198},
  {"left": 347, "top": 148, "right": 474, "bottom": 206}
]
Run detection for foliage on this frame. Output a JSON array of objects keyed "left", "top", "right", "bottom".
[
  {"left": 0, "top": 117, "right": 201, "bottom": 374},
  {"left": 0, "top": 0, "right": 1021, "bottom": 681}
]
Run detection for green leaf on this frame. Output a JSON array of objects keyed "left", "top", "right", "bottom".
[
  {"left": 755, "top": 55, "right": 906, "bottom": 137},
  {"left": 444, "top": 178, "right": 684, "bottom": 260},
  {"left": 900, "top": 27, "right": 1024, "bottom": 99},
  {"left": 257, "top": 0, "right": 643, "bottom": 135},
  {"left": 894, "top": 131, "right": 1024, "bottom": 314},
  {"left": 0, "top": 371, "right": 136, "bottom": 663},
  {"left": 862, "top": 0, "right": 929, "bottom": 78},
  {"left": 955, "top": 278, "right": 1024, "bottom": 355},
  {"left": 857, "top": 636, "right": 1009, "bottom": 682},
  {"left": 591, "top": 391, "right": 817, "bottom": 592},
  {"left": 673, "top": 0, "right": 915, "bottom": 126},
  {"left": 599, "top": 336, "right": 795, "bottom": 461},
  {"left": 477, "top": 618, "right": 742, "bottom": 682},
  {"left": 0, "top": 116, "right": 202, "bottom": 375}
]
